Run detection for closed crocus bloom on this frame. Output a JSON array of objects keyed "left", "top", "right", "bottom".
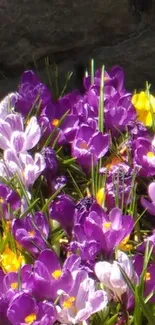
[
  {"left": 15, "top": 70, "right": 52, "bottom": 116},
  {"left": 0, "top": 93, "right": 17, "bottom": 119},
  {"left": 141, "top": 182, "right": 155, "bottom": 215},
  {"left": 95, "top": 251, "right": 134, "bottom": 300},
  {"left": 49, "top": 194, "right": 75, "bottom": 235},
  {"left": 132, "top": 91, "right": 155, "bottom": 127}
]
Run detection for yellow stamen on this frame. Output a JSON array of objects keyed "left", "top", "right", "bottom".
[
  {"left": 52, "top": 269, "right": 62, "bottom": 279},
  {"left": 147, "top": 152, "right": 155, "bottom": 158},
  {"left": 25, "top": 313, "right": 37, "bottom": 324},
  {"left": 51, "top": 119, "right": 59, "bottom": 127},
  {"left": 28, "top": 230, "right": 35, "bottom": 237},
  {"left": 10, "top": 282, "right": 18, "bottom": 290},
  {"left": 63, "top": 296, "right": 76, "bottom": 309},
  {"left": 145, "top": 272, "right": 151, "bottom": 281},
  {"left": 79, "top": 142, "right": 88, "bottom": 149},
  {"left": 103, "top": 222, "right": 112, "bottom": 229}
]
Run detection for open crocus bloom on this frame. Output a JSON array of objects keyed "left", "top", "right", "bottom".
[
  {"left": 7, "top": 292, "right": 56, "bottom": 325},
  {"left": 72, "top": 124, "right": 109, "bottom": 171},
  {"left": 56, "top": 270, "right": 108, "bottom": 324},
  {"left": 0, "top": 114, "right": 41, "bottom": 153}
]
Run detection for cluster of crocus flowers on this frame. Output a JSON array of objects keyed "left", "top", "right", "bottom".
[{"left": 0, "top": 65, "right": 155, "bottom": 325}]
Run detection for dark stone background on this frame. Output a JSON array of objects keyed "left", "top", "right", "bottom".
[{"left": 0, "top": 0, "right": 155, "bottom": 97}]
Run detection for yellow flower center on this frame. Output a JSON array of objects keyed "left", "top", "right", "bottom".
[
  {"left": 0, "top": 247, "right": 25, "bottom": 273},
  {"left": 145, "top": 272, "right": 151, "bottom": 281},
  {"left": 96, "top": 188, "right": 105, "bottom": 206},
  {"left": 10, "top": 282, "right": 18, "bottom": 290},
  {"left": 51, "top": 119, "right": 59, "bottom": 127},
  {"left": 25, "top": 313, "right": 37, "bottom": 324},
  {"left": 147, "top": 151, "right": 155, "bottom": 158},
  {"left": 52, "top": 269, "right": 62, "bottom": 279},
  {"left": 79, "top": 141, "right": 88, "bottom": 149},
  {"left": 28, "top": 230, "right": 36, "bottom": 237},
  {"left": 103, "top": 222, "right": 112, "bottom": 229},
  {"left": 63, "top": 296, "right": 76, "bottom": 309}
]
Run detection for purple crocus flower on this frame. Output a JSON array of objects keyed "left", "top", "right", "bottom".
[
  {"left": 104, "top": 94, "right": 136, "bottom": 136},
  {"left": 0, "top": 113, "right": 41, "bottom": 153},
  {"left": 84, "top": 66, "right": 126, "bottom": 94},
  {"left": 0, "top": 183, "right": 21, "bottom": 220},
  {"left": 49, "top": 194, "right": 75, "bottom": 235},
  {"left": 0, "top": 270, "right": 12, "bottom": 325},
  {"left": 39, "top": 90, "right": 80, "bottom": 143},
  {"left": 3, "top": 264, "right": 33, "bottom": 302},
  {"left": 69, "top": 238, "right": 100, "bottom": 265},
  {"left": 32, "top": 249, "right": 80, "bottom": 300},
  {"left": 58, "top": 114, "right": 79, "bottom": 144},
  {"left": 41, "top": 147, "right": 66, "bottom": 195},
  {"left": 15, "top": 70, "right": 52, "bottom": 116},
  {"left": 7, "top": 292, "right": 57, "bottom": 325},
  {"left": 133, "top": 137, "right": 155, "bottom": 176},
  {"left": 42, "top": 147, "right": 58, "bottom": 179},
  {"left": 141, "top": 182, "right": 155, "bottom": 215},
  {"left": 74, "top": 206, "right": 134, "bottom": 258},
  {"left": 56, "top": 269, "right": 108, "bottom": 324},
  {"left": 128, "top": 120, "right": 149, "bottom": 139},
  {"left": 72, "top": 124, "right": 109, "bottom": 171},
  {"left": 95, "top": 251, "right": 134, "bottom": 301},
  {"left": 4, "top": 149, "right": 45, "bottom": 188},
  {"left": 12, "top": 212, "right": 49, "bottom": 256}
]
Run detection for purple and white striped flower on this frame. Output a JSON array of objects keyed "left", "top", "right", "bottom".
[
  {"left": 0, "top": 113, "right": 41, "bottom": 153},
  {"left": 56, "top": 270, "right": 108, "bottom": 324},
  {"left": 4, "top": 149, "right": 45, "bottom": 188}
]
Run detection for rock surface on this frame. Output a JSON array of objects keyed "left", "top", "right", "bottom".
[{"left": 0, "top": 0, "right": 155, "bottom": 96}]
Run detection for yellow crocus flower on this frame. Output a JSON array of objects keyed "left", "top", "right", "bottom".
[{"left": 132, "top": 91, "right": 155, "bottom": 127}]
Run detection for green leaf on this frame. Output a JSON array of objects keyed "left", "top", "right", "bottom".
[
  {"left": 67, "top": 169, "right": 83, "bottom": 198},
  {"left": 20, "top": 198, "right": 40, "bottom": 219}
]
